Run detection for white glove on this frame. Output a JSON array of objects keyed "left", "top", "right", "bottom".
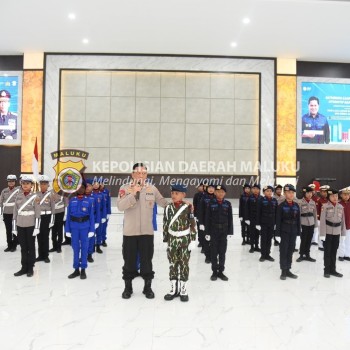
[
  {"left": 188, "top": 241, "right": 196, "bottom": 251},
  {"left": 95, "top": 223, "right": 99, "bottom": 229},
  {"left": 88, "top": 232, "right": 94, "bottom": 238},
  {"left": 205, "top": 235, "right": 211, "bottom": 241},
  {"left": 0, "top": 207, "right": 2, "bottom": 215},
  {"left": 245, "top": 220, "right": 250, "bottom": 225},
  {"left": 33, "top": 228, "right": 40, "bottom": 236},
  {"left": 256, "top": 225, "right": 261, "bottom": 230},
  {"left": 49, "top": 223, "right": 54, "bottom": 228},
  {"left": 12, "top": 220, "right": 16, "bottom": 234},
  {"left": 66, "top": 232, "right": 71, "bottom": 238},
  {"left": 107, "top": 214, "right": 111, "bottom": 220},
  {"left": 63, "top": 214, "right": 67, "bottom": 221},
  {"left": 101, "top": 218, "right": 106, "bottom": 224},
  {"left": 199, "top": 224, "right": 205, "bottom": 231},
  {"left": 12, "top": 230, "right": 17, "bottom": 236},
  {"left": 49, "top": 215, "right": 55, "bottom": 228}
]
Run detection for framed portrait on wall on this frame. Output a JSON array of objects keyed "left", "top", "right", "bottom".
[{"left": 0, "top": 71, "right": 22, "bottom": 145}]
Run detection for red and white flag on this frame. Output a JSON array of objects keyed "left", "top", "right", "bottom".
[{"left": 32, "top": 137, "right": 39, "bottom": 181}]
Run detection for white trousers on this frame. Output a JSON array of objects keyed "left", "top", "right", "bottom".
[{"left": 338, "top": 229, "right": 350, "bottom": 258}]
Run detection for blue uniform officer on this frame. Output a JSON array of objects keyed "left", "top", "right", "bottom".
[{"left": 65, "top": 183, "right": 95, "bottom": 280}]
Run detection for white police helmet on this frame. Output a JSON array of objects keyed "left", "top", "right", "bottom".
[
  {"left": 6, "top": 174, "right": 17, "bottom": 181},
  {"left": 21, "top": 175, "right": 34, "bottom": 183},
  {"left": 38, "top": 175, "right": 50, "bottom": 183}
]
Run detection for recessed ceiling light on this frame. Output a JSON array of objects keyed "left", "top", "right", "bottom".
[
  {"left": 82, "top": 38, "right": 89, "bottom": 44},
  {"left": 242, "top": 17, "right": 250, "bottom": 24},
  {"left": 68, "top": 13, "right": 76, "bottom": 20},
  {"left": 231, "top": 42, "right": 238, "bottom": 48}
]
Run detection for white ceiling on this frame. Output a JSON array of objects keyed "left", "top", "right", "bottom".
[{"left": 3, "top": 0, "right": 350, "bottom": 63}]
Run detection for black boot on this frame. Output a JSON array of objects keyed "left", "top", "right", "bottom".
[
  {"left": 4, "top": 246, "right": 11, "bottom": 252},
  {"left": 14, "top": 269, "right": 27, "bottom": 277},
  {"left": 102, "top": 241, "right": 107, "bottom": 247},
  {"left": 68, "top": 269, "right": 80, "bottom": 279},
  {"left": 280, "top": 269, "right": 287, "bottom": 280},
  {"left": 80, "top": 269, "right": 87, "bottom": 279},
  {"left": 96, "top": 245, "right": 103, "bottom": 254},
  {"left": 305, "top": 255, "right": 316, "bottom": 262},
  {"left": 217, "top": 272, "right": 229, "bottom": 281},
  {"left": 164, "top": 280, "right": 179, "bottom": 301},
  {"left": 122, "top": 280, "right": 133, "bottom": 299},
  {"left": 143, "top": 279, "right": 155, "bottom": 299},
  {"left": 87, "top": 254, "right": 94, "bottom": 263},
  {"left": 286, "top": 270, "right": 298, "bottom": 279},
  {"left": 27, "top": 268, "right": 34, "bottom": 277}
]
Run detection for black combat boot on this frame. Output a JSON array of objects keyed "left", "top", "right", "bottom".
[
  {"left": 102, "top": 241, "right": 107, "bottom": 247},
  {"left": 210, "top": 271, "right": 218, "bottom": 281},
  {"left": 87, "top": 254, "right": 94, "bottom": 262},
  {"left": 14, "top": 269, "right": 27, "bottom": 277},
  {"left": 68, "top": 269, "right": 80, "bottom": 279},
  {"left": 286, "top": 270, "right": 298, "bottom": 279},
  {"left": 217, "top": 272, "right": 229, "bottom": 281},
  {"left": 280, "top": 270, "right": 287, "bottom": 280},
  {"left": 122, "top": 280, "right": 133, "bottom": 299},
  {"left": 96, "top": 245, "right": 103, "bottom": 254},
  {"left": 80, "top": 269, "right": 87, "bottom": 279},
  {"left": 304, "top": 255, "right": 316, "bottom": 262},
  {"left": 143, "top": 279, "right": 155, "bottom": 299}
]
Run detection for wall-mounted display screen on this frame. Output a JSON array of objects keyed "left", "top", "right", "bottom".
[
  {"left": 0, "top": 72, "right": 22, "bottom": 145},
  {"left": 297, "top": 77, "right": 350, "bottom": 150}
]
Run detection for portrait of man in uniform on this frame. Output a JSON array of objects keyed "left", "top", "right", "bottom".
[{"left": 0, "top": 89, "right": 18, "bottom": 140}]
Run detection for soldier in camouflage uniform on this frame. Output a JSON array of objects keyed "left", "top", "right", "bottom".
[{"left": 163, "top": 184, "right": 196, "bottom": 302}]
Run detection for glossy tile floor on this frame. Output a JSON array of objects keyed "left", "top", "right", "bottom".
[{"left": 1, "top": 209, "right": 350, "bottom": 350}]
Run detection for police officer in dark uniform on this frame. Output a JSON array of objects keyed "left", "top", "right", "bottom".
[
  {"left": 239, "top": 183, "right": 251, "bottom": 245},
  {"left": 256, "top": 185, "right": 278, "bottom": 262},
  {"left": 246, "top": 184, "right": 262, "bottom": 253},
  {"left": 0, "top": 90, "right": 17, "bottom": 139},
  {"left": 198, "top": 182, "right": 216, "bottom": 263},
  {"left": 205, "top": 185, "right": 233, "bottom": 281},
  {"left": 276, "top": 184, "right": 301, "bottom": 280},
  {"left": 193, "top": 181, "right": 205, "bottom": 247}
]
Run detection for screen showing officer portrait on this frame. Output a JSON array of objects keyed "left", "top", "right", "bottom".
[
  {"left": 297, "top": 77, "right": 350, "bottom": 150},
  {"left": 0, "top": 73, "right": 22, "bottom": 145}
]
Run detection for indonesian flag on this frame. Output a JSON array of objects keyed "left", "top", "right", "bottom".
[{"left": 32, "top": 137, "right": 39, "bottom": 181}]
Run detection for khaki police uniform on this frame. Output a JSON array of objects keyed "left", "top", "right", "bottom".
[
  {"left": 13, "top": 191, "right": 41, "bottom": 274},
  {"left": 117, "top": 181, "right": 168, "bottom": 281},
  {"left": 0, "top": 185, "right": 20, "bottom": 250},
  {"left": 320, "top": 200, "right": 346, "bottom": 275},
  {"left": 36, "top": 190, "right": 55, "bottom": 261}
]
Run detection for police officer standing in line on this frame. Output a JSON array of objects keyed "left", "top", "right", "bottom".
[
  {"left": 205, "top": 185, "right": 233, "bottom": 281},
  {"left": 256, "top": 185, "right": 277, "bottom": 262},
  {"left": 198, "top": 182, "right": 216, "bottom": 263},
  {"left": 65, "top": 182, "right": 95, "bottom": 280},
  {"left": 273, "top": 184, "right": 285, "bottom": 246},
  {"left": 276, "top": 184, "right": 301, "bottom": 280},
  {"left": 117, "top": 163, "right": 168, "bottom": 299},
  {"left": 246, "top": 184, "right": 262, "bottom": 253},
  {"left": 50, "top": 192, "right": 68, "bottom": 253},
  {"left": 100, "top": 180, "right": 111, "bottom": 247},
  {"left": 317, "top": 185, "right": 330, "bottom": 251},
  {"left": 296, "top": 186, "right": 317, "bottom": 263},
  {"left": 92, "top": 179, "right": 106, "bottom": 254},
  {"left": 12, "top": 175, "right": 41, "bottom": 277},
  {"left": 239, "top": 183, "right": 251, "bottom": 246},
  {"left": 338, "top": 187, "right": 350, "bottom": 261},
  {"left": 320, "top": 189, "right": 346, "bottom": 278},
  {"left": 0, "top": 174, "right": 20, "bottom": 251},
  {"left": 193, "top": 181, "right": 205, "bottom": 247},
  {"left": 36, "top": 175, "right": 55, "bottom": 263},
  {"left": 309, "top": 183, "right": 320, "bottom": 246}
]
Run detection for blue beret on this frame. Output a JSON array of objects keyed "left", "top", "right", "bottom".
[{"left": 171, "top": 184, "right": 187, "bottom": 193}]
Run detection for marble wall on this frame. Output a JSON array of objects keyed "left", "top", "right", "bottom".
[
  {"left": 60, "top": 71, "right": 259, "bottom": 175},
  {"left": 44, "top": 55, "right": 275, "bottom": 183}
]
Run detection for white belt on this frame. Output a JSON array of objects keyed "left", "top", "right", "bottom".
[
  {"left": 168, "top": 228, "right": 190, "bottom": 237},
  {"left": 18, "top": 211, "right": 35, "bottom": 216},
  {"left": 41, "top": 210, "right": 52, "bottom": 215},
  {"left": 4, "top": 203, "right": 15, "bottom": 206},
  {"left": 55, "top": 204, "right": 64, "bottom": 209}
]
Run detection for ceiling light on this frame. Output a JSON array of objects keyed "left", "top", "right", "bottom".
[
  {"left": 242, "top": 18, "right": 250, "bottom": 24},
  {"left": 231, "top": 42, "right": 238, "bottom": 48},
  {"left": 82, "top": 38, "right": 89, "bottom": 44},
  {"left": 68, "top": 13, "right": 76, "bottom": 20}
]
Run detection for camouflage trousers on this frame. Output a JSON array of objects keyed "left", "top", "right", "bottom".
[{"left": 167, "top": 234, "right": 191, "bottom": 281}]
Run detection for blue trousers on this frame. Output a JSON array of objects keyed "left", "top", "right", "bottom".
[
  {"left": 96, "top": 224, "right": 103, "bottom": 245},
  {"left": 71, "top": 227, "right": 89, "bottom": 269},
  {"left": 88, "top": 233, "right": 95, "bottom": 254},
  {"left": 101, "top": 220, "right": 108, "bottom": 242}
]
